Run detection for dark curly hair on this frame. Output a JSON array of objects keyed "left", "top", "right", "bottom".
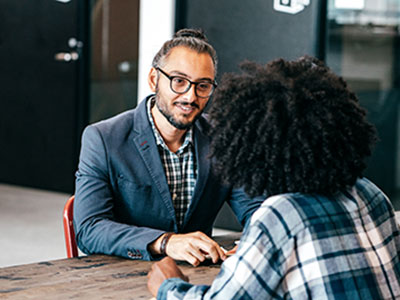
[{"left": 208, "top": 56, "right": 377, "bottom": 198}]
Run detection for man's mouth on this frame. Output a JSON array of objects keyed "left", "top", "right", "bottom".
[{"left": 175, "top": 102, "right": 199, "bottom": 114}]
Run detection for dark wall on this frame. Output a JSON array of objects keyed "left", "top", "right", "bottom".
[
  {"left": 176, "top": 0, "right": 327, "bottom": 230},
  {"left": 176, "top": 0, "right": 326, "bottom": 78}
]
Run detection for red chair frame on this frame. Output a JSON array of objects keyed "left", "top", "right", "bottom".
[{"left": 63, "top": 195, "right": 78, "bottom": 258}]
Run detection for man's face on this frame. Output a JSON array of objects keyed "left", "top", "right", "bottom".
[{"left": 148, "top": 46, "right": 215, "bottom": 130}]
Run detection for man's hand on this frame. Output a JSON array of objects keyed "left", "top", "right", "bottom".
[
  {"left": 149, "top": 231, "right": 227, "bottom": 266},
  {"left": 166, "top": 231, "right": 227, "bottom": 266},
  {"left": 147, "top": 257, "right": 188, "bottom": 297}
]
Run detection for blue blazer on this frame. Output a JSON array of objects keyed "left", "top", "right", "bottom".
[{"left": 74, "top": 96, "right": 261, "bottom": 260}]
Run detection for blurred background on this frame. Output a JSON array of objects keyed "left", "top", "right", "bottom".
[{"left": 0, "top": 0, "right": 399, "bottom": 266}]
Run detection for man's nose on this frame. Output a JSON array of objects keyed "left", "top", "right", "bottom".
[{"left": 182, "top": 83, "right": 197, "bottom": 101}]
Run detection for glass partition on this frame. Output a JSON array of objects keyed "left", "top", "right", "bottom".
[
  {"left": 326, "top": 0, "right": 400, "bottom": 208},
  {"left": 89, "top": 0, "right": 140, "bottom": 123}
]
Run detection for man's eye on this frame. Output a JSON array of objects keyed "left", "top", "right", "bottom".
[
  {"left": 198, "top": 82, "right": 211, "bottom": 90},
  {"left": 172, "top": 77, "right": 187, "bottom": 85}
]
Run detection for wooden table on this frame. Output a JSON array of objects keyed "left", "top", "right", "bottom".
[{"left": 0, "top": 233, "right": 241, "bottom": 299}]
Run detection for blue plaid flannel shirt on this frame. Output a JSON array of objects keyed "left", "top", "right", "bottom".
[
  {"left": 158, "top": 177, "right": 400, "bottom": 299},
  {"left": 147, "top": 98, "right": 196, "bottom": 228}
]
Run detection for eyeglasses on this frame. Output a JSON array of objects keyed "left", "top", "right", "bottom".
[{"left": 156, "top": 67, "right": 217, "bottom": 98}]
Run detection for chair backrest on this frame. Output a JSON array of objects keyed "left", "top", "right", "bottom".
[{"left": 63, "top": 195, "right": 78, "bottom": 258}]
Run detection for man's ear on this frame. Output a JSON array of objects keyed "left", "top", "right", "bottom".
[{"left": 148, "top": 67, "right": 158, "bottom": 92}]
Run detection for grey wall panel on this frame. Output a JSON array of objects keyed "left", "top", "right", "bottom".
[
  {"left": 177, "top": 0, "right": 326, "bottom": 77},
  {"left": 176, "top": 0, "right": 327, "bottom": 230}
]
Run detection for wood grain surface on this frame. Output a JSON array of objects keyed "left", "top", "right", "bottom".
[{"left": 0, "top": 233, "right": 241, "bottom": 299}]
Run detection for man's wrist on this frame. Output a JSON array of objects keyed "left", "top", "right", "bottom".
[
  {"left": 160, "top": 233, "right": 173, "bottom": 256},
  {"left": 148, "top": 233, "right": 173, "bottom": 255},
  {"left": 148, "top": 234, "right": 165, "bottom": 255}
]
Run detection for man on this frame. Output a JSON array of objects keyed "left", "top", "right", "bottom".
[
  {"left": 73, "top": 29, "right": 262, "bottom": 266},
  {"left": 147, "top": 57, "right": 400, "bottom": 299}
]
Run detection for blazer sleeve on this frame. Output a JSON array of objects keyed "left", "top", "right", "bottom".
[
  {"left": 73, "top": 125, "right": 165, "bottom": 261},
  {"left": 229, "top": 188, "right": 265, "bottom": 227}
]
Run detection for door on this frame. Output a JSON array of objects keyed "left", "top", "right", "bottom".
[{"left": 0, "top": 0, "right": 87, "bottom": 193}]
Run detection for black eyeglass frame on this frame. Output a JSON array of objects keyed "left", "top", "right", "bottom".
[{"left": 156, "top": 67, "right": 217, "bottom": 98}]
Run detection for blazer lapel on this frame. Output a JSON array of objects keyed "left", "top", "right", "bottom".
[
  {"left": 131, "top": 98, "right": 177, "bottom": 224},
  {"left": 183, "top": 123, "right": 210, "bottom": 226}
]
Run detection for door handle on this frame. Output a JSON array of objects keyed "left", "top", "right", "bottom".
[{"left": 54, "top": 51, "right": 79, "bottom": 62}]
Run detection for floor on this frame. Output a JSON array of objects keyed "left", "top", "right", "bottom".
[
  {"left": 0, "top": 183, "right": 235, "bottom": 268},
  {"left": 0, "top": 183, "right": 70, "bottom": 268},
  {"left": 1, "top": 183, "right": 399, "bottom": 269}
]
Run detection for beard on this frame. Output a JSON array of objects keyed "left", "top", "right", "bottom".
[{"left": 154, "top": 94, "right": 203, "bottom": 130}]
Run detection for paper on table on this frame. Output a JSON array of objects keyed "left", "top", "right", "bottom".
[
  {"left": 204, "top": 244, "right": 237, "bottom": 260},
  {"left": 223, "top": 245, "right": 238, "bottom": 256}
]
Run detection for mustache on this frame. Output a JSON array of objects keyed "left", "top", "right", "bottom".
[{"left": 173, "top": 101, "right": 200, "bottom": 109}]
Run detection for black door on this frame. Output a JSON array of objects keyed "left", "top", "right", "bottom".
[{"left": 0, "top": 0, "right": 88, "bottom": 193}]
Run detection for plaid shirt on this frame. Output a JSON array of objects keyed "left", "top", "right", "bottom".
[
  {"left": 158, "top": 177, "right": 400, "bottom": 299},
  {"left": 147, "top": 99, "right": 197, "bottom": 228}
]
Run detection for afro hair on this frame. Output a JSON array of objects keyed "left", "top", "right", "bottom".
[{"left": 208, "top": 56, "right": 377, "bottom": 198}]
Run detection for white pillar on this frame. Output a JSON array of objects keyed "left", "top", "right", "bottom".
[{"left": 137, "top": 0, "right": 176, "bottom": 101}]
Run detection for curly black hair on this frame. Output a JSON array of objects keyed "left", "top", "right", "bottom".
[{"left": 208, "top": 56, "right": 377, "bottom": 198}]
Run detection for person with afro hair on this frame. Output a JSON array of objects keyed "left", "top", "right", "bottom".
[{"left": 148, "top": 56, "right": 400, "bottom": 299}]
